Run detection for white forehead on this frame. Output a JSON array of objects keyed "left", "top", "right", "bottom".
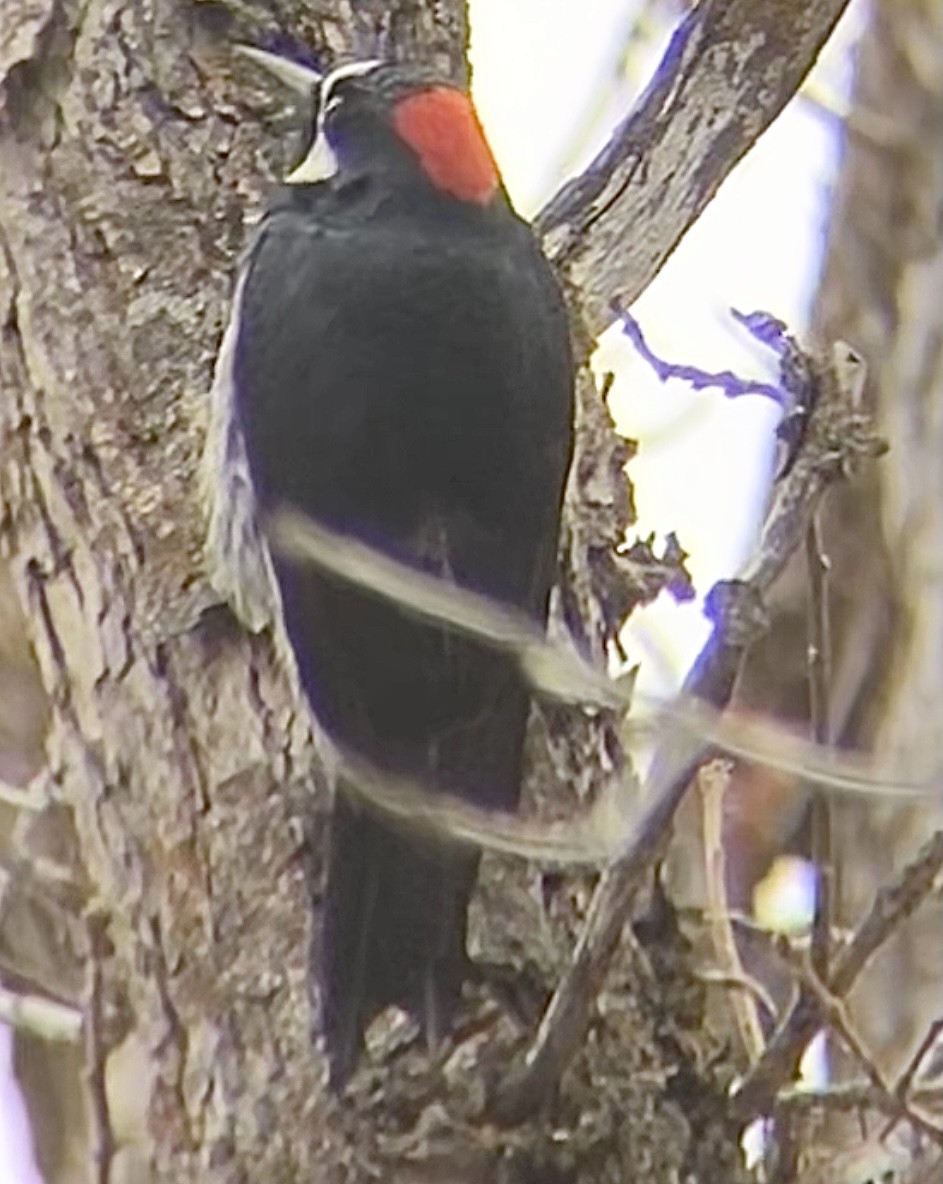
[{"left": 318, "top": 60, "right": 381, "bottom": 111}]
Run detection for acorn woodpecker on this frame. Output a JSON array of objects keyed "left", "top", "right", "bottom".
[{"left": 206, "top": 47, "right": 575, "bottom": 1082}]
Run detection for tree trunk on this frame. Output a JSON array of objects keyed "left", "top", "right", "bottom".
[{"left": 0, "top": 0, "right": 858, "bottom": 1179}]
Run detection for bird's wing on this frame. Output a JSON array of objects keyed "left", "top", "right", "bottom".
[{"left": 202, "top": 266, "right": 281, "bottom": 632}]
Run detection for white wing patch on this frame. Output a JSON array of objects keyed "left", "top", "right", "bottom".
[
  {"left": 203, "top": 274, "right": 281, "bottom": 632},
  {"left": 205, "top": 57, "right": 382, "bottom": 623}
]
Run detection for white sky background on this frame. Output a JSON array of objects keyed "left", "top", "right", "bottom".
[
  {"left": 0, "top": 1025, "right": 43, "bottom": 1183},
  {"left": 0, "top": 3, "right": 861, "bottom": 1176}
]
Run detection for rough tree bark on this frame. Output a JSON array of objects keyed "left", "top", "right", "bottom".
[{"left": 0, "top": 1, "right": 853, "bottom": 1181}]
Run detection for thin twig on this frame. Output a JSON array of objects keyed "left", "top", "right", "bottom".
[
  {"left": 769, "top": 931, "right": 943, "bottom": 1151},
  {"left": 84, "top": 911, "right": 115, "bottom": 1184},
  {"left": 699, "top": 759, "right": 766, "bottom": 1063},
  {"left": 805, "top": 515, "right": 833, "bottom": 981},
  {"left": 734, "top": 829, "right": 943, "bottom": 1117},
  {"left": 883, "top": 1018, "right": 943, "bottom": 1144},
  {"left": 775, "top": 944, "right": 890, "bottom": 1097},
  {"left": 698, "top": 969, "right": 778, "bottom": 1025},
  {"left": 776, "top": 1080, "right": 943, "bottom": 1118},
  {"left": 894, "top": 1019, "right": 943, "bottom": 1104}
]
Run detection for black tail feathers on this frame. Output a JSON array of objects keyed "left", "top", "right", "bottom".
[{"left": 321, "top": 786, "right": 477, "bottom": 1085}]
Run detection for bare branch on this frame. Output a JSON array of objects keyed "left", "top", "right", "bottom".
[
  {"left": 777, "top": 1080, "right": 943, "bottom": 1119},
  {"left": 806, "top": 515, "right": 834, "bottom": 980},
  {"left": 84, "top": 911, "right": 115, "bottom": 1184},
  {"left": 699, "top": 760, "right": 766, "bottom": 1064},
  {"left": 537, "top": 0, "right": 853, "bottom": 333},
  {"left": 734, "top": 829, "right": 943, "bottom": 1117},
  {"left": 892, "top": 1018, "right": 943, "bottom": 1115},
  {"left": 491, "top": 330, "right": 885, "bottom": 1124}
]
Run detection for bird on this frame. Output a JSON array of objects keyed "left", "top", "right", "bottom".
[{"left": 204, "top": 45, "right": 575, "bottom": 1084}]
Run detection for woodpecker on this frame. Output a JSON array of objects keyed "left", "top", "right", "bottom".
[{"left": 206, "top": 47, "right": 575, "bottom": 1083}]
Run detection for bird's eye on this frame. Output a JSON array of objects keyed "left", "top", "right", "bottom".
[
  {"left": 323, "top": 92, "right": 344, "bottom": 118},
  {"left": 321, "top": 78, "right": 368, "bottom": 125}
]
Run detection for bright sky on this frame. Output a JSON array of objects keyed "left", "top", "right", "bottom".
[
  {"left": 0, "top": 1025, "right": 43, "bottom": 1183},
  {"left": 0, "top": 5, "right": 860, "bottom": 1176}
]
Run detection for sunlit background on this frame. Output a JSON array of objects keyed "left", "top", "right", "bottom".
[{"left": 0, "top": 1, "right": 865, "bottom": 1175}]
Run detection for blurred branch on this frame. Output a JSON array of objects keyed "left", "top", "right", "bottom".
[
  {"left": 330, "top": 743, "right": 639, "bottom": 867},
  {"left": 273, "top": 498, "right": 940, "bottom": 809},
  {"left": 271, "top": 496, "right": 934, "bottom": 870},
  {"left": 0, "top": 985, "right": 81, "bottom": 1042},
  {"left": 269, "top": 507, "right": 621, "bottom": 710},
  {"left": 266, "top": 326, "right": 927, "bottom": 874},
  {"left": 537, "top": 0, "right": 852, "bottom": 334},
  {"left": 798, "top": 80, "right": 909, "bottom": 151}
]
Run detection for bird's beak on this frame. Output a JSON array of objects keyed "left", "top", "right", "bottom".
[{"left": 234, "top": 45, "right": 322, "bottom": 98}]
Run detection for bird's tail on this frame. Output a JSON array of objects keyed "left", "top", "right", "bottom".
[{"left": 321, "top": 784, "right": 477, "bottom": 1085}]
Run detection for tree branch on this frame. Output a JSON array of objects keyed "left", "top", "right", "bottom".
[
  {"left": 537, "top": 0, "right": 852, "bottom": 334},
  {"left": 734, "top": 828, "right": 943, "bottom": 1118},
  {"left": 491, "top": 331, "right": 885, "bottom": 1124}
]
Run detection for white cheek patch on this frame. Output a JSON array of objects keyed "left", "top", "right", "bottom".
[
  {"left": 287, "top": 131, "right": 339, "bottom": 183},
  {"left": 285, "top": 58, "right": 381, "bottom": 186}
]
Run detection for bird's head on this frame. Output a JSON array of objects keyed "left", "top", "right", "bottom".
[{"left": 237, "top": 47, "right": 503, "bottom": 207}]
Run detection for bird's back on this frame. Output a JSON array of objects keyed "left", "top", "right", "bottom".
[
  {"left": 231, "top": 131, "right": 573, "bottom": 1082},
  {"left": 237, "top": 183, "right": 572, "bottom": 785}
]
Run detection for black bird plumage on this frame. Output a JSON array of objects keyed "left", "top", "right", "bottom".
[{"left": 208, "top": 53, "right": 574, "bottom": 1082}]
